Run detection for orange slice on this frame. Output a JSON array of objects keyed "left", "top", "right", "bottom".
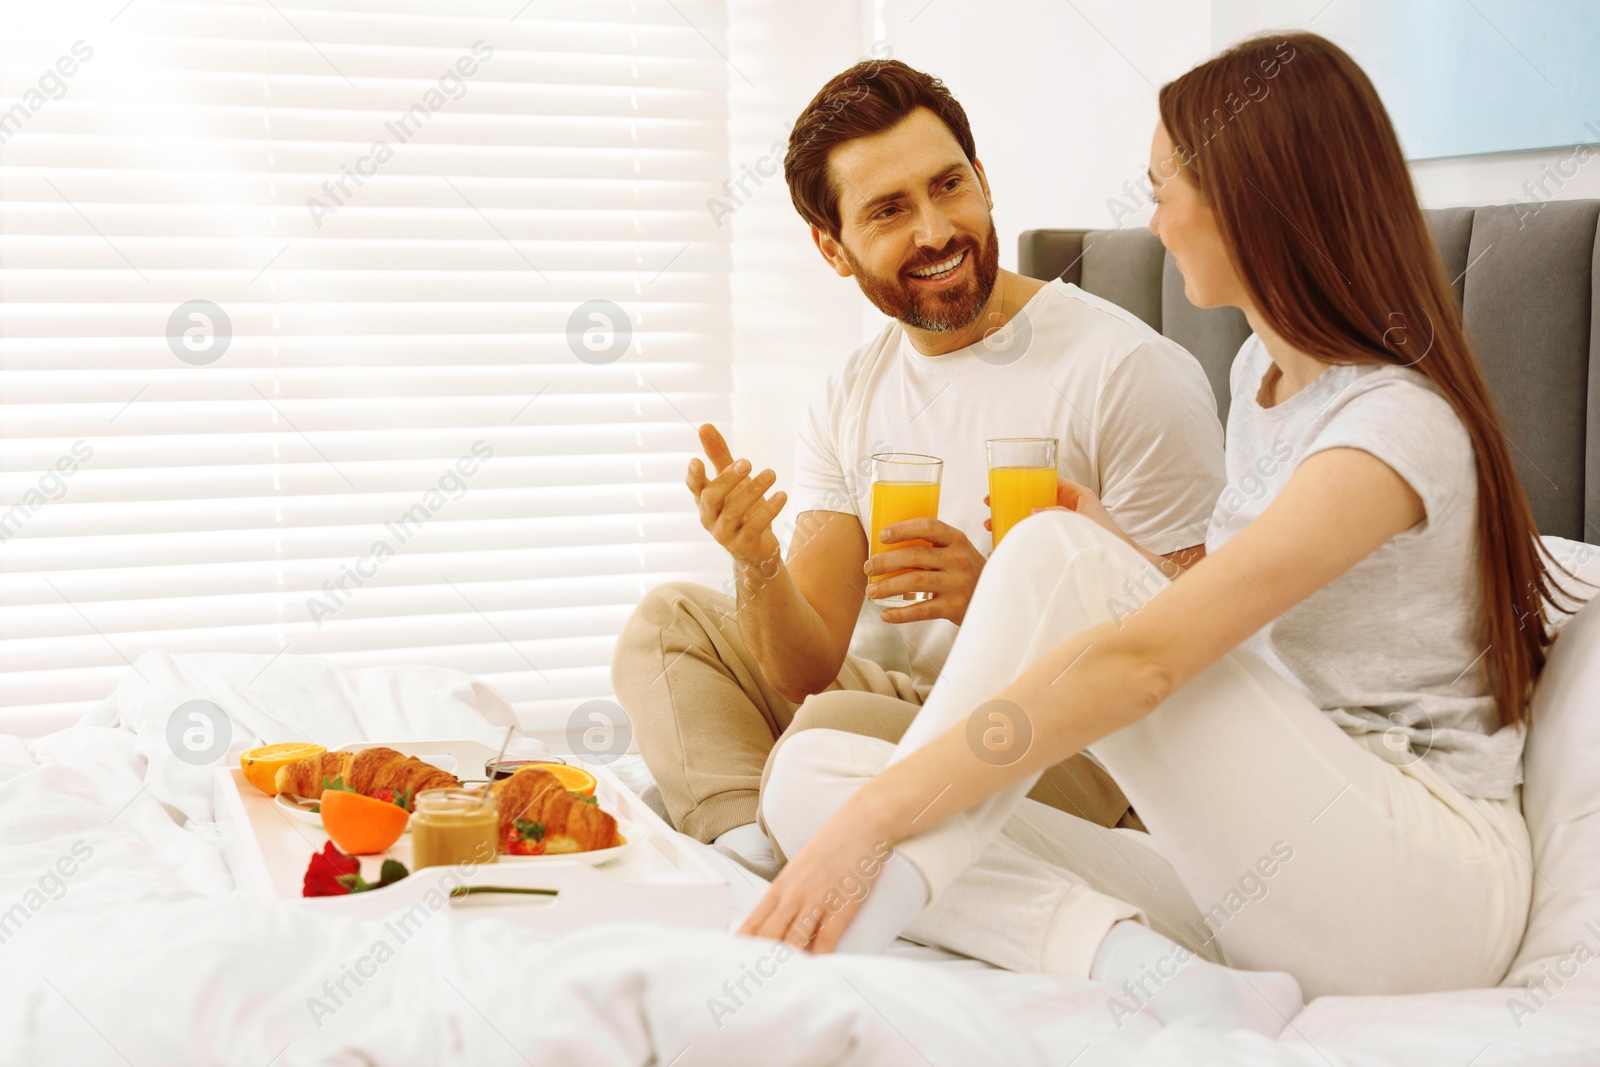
[
  {"left": 542, "top": 763, "right": 597, "bottom": 797},
  {"left": 240, "top": 742, "right": 326, "bottom": 797},
  {"left": 321, "top": 790, "right": 409, "bottom": 855}
]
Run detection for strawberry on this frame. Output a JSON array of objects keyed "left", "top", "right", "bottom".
[
  {"left": 369, "top": 786, "right": 413, "bottom": 812},
  {"left": 503, "top": 818, "right": 547, "bottom": 856}
]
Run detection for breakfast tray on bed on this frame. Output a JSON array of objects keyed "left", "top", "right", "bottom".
[{"left": 214, "top": 738, "right": 731, "bottom": 932}]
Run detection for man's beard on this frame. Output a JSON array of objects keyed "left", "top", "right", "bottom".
[{"left": 843, "top": 222, "right": 1001, "bottom": 333}]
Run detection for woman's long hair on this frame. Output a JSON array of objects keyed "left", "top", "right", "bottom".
[{"left": 1158, "top": 32, "right": 1582, "bottom": 730}]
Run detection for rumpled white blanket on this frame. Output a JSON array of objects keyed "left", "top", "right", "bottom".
[{"left": 2, "top": 652, "right": 1596, "bottom": 1066}]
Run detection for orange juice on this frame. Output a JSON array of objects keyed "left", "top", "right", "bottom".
[
  {"left": 988, "top": 466, "right": 1057, "bottom": 548},
  {"left": 869, "top": 480, "right": 941, "bottom": 585}
]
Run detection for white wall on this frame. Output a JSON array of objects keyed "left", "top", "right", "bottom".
[
  {"left": 1410, "top": 147, "right": 1600, "bottom": 209},
  {"left": 874, "top": 0, "right": 1216, "bottom": 265}
]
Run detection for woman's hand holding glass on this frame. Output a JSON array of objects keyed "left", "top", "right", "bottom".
[{"left": 984, "top": 476, "right": 1128, "bottom": 546}]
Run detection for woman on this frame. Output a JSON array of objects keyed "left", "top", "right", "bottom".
[{"left": 739, "top": 32, "right": 1583, "bottom": 1035}]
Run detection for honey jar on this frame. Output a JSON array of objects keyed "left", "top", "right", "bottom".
[{"left": 411, "top": 788, "right": 499, "bottom": 870}]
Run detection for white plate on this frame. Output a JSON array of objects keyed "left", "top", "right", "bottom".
[
  {"left": 273, "top": 791, "right": 327, "bottom": 826},
  {"left": 495, "top": 818, "right": 639, "bottom": 867}
]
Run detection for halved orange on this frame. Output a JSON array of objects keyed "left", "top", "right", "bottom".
[
  {"left": 321, "top": 790, "right": 409, "bottom": 855},
  {"left": 240, "top": 742, "right": 326, "bottom": 797},
  {"left": 542, "top": 763, "right": 597, "bottom": 797}
]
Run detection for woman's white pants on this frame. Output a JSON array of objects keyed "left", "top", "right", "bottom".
[{"left": 762, "top": 510, "right": 1532, "bottom": 999}]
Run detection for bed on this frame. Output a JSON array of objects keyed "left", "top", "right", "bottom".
[{"left": 5, "top": 201, "right": 1600, "bottom": 1065}]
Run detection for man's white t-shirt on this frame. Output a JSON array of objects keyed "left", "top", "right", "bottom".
[{"left": 790, "top": 279, "right": 1226, "bottom": 697}]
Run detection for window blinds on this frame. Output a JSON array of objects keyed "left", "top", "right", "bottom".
[{"left": 0, "top": 0, "right": 734, "bottom": 736}]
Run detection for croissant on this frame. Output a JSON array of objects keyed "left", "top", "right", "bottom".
[
  {"left": 492, "top": 766, "right": 618, "bottom": 853},
  {"left": 274, "top": 747, "right": 459, "bottom": 801},
  {"left": 274, "top": 752, "right": 349, "bottom": 798}
]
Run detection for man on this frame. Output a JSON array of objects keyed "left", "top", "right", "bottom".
[{"left": 613, "top": 60, "right": 1224, "bottom": 877}]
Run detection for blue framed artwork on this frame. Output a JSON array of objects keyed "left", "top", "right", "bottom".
[{"left": 1216, "top": 0, "right": 1600, "bottom": 159}]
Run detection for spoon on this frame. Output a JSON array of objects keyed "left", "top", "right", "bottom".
[{"left": 481, "top": 723, "right": 515, "bottom": 808}]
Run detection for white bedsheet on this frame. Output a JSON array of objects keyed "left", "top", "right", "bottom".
[{"left": 2, "top": 653, "right": 1596, "bottom": 1066}]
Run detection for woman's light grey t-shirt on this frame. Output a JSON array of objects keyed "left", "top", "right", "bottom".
[{"left": 1206, "top": 335, "right": 1523, "bottom": 800}]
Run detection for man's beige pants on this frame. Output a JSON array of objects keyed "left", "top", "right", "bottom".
[{"left": 611, "top": 581, "right": 1141, "bottom": 844}]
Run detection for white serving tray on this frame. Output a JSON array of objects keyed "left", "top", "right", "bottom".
[{"left": 214, "top": 738, "right": 731, "bottom": 932}]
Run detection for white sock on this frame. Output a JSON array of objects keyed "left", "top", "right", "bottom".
[
  {"left": 1090, "top": 919, "right": 1302, "bottom": 1037},
  {"left": 831, "top": 853, "right": 929, "bottom": 954},
  {"left": 713, "top": 823, "right": 781, "bottom": 881}
]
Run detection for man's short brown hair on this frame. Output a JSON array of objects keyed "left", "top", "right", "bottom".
[{"left": 784, "top": 59, "right": 977, "bottom": 238}]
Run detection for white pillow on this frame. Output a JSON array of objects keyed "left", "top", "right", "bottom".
[{"left": 1502, "top": 537, "right": 1600, "bottom": 989}]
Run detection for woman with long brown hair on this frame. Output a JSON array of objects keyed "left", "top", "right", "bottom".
[{"left": 738, "top": 32, "right": 1583, "bottom": 1034}]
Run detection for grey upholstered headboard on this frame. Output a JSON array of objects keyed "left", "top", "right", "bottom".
[{"left": 1018, "top": 200, "right": 1600, "bottom": 544}]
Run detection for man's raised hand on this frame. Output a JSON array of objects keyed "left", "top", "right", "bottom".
[{"left": 686, "top": 423, "right": 788, "bottom": 567}]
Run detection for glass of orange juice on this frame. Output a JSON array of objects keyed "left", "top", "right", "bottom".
[
  {"left": 987, "top": 438, "right": 1058, "bottom": 549},
  {"left": 868, "top": 452, "right": 943, "bottom": 607}
]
